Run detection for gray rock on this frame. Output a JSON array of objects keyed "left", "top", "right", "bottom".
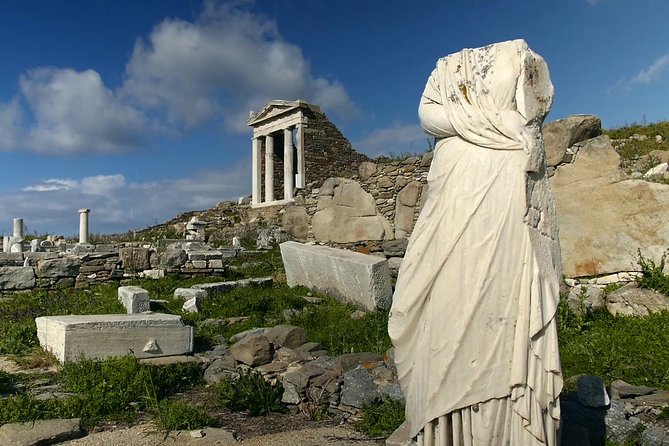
[
  {"left": 157, "top": 248, "right": 188, "bottom": 269},
  {"left": 543, "top": 114, "right": 601, "bottom": 167},
  {"left": 394, "top": 181, "right": 422, "bottom": 239},
  {"left": 606, "top": 283, "right": 669, "bottom": 317},
  {"left": 382, "top": 239, "right": 408, "bottom": 257},
  {"left": 0, "top": 266, "right": 35, "bottom": 290},
  {"left": 204, "top": 356, "right": 238, "bottom": 384},
  {"left": 606, "top": 400, "right": 641, "bottom": 445},
  {"left": 281, "top": 381, "right": 302, "bottom": 405},
  {"left": 282, "top": 358, "right": 334, "bottom": 391},
  {"left": 264, "top": 325, "right": 307, "bottom": 349},
  {"left": 641, "top": 426, "right": 669, "bottom": 446},
  {"left": 358, "top": 162, "right": 377, "bottom": 181},
  {"left": 335, "top": 352, "right": 384, "bottom": 374},
  {"left": 174, "top": 288, "right": 207, "bottom": 300},
  {"left": 577, "top": 375, "right": 610, "bottom": 407},
  {"left": 0, "top": 418, "right": 84, "bottom": 445},
  {"left": 36, "top": 256, "right": 82, "bottom": 278},
  {"left": 229, "top": 335, "right": 273, "bottom": 367},
  {"left": 567, "top": 285, "right": 605, "bottom": 314},
  {"left": 229, "top": 327, "right": 269, "bottom": 343},
  {"left": 119, "top": 247, "right": 151, "bottom": 272},
  {"left": 379, "top": 382, "right": 405, "bottom": 403},
  {"left": 340, "top": 367, "right": 381, "bottom": 408},
  {"left": 610, "top": 380, "right": 657, "bottom": 399},
  {"left": 182, "top": 297, "right": 199, "bottom": 313},
  {"left": 282, "top": 204, "right": 310, "bottom": 242}
]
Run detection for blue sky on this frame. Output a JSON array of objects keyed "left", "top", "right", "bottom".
[{"left": 1, "top": 0, "right": 667, "bottom": 236}]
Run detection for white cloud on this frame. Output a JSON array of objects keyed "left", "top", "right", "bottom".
[
  {"left": 23, "top": 179, "right": 77, "bottom": 192},
  {"left": 19, "top": 68, "right": 151, "bottom": 154},
  {"left": 5, "top": 165, "right": 250, "bottom": 235},
  {"left": 353, "top": 124, "right": 429, "bottom": 157},
  {"left": 122, "top": 0, "right": 357, "bottom": 132},
  {"left": 80, "top": 174, "right": 127, "bottom": 196},
  {"left": 629, "top": 54, "right": 669, "bottom": 84},
  {"left": 0, "top": 100, "right": 24, "bottom": 151}
]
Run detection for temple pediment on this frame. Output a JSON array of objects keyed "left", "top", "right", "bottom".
[{"left": 247, "top": 100, "right": 320, "bottom": 127}]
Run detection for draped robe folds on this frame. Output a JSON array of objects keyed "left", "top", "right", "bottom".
[{"left": 388, "top": 40, "right": 563, "bottom": 445}]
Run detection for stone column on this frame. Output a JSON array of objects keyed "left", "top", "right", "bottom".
[
  {"left": 296, "top": 124, "right": 306, "bottom": 188},
  {"left": 251, "top": 137, "right": 262, "bottom": 204},
  {"left": 78, "top": 209, "right": 90, "bottom": 244},
  {"left": 2, "top": 236, "right": 8, "bottom": 253},
  {"left": 265, "top": 134, "right": 274, "bottom": 203},
  {"left": 13, "top": 218, "right": 24, "bottom": 238},
  {"left": 284, "top": 128, "right": 294, "bottom": 200}
]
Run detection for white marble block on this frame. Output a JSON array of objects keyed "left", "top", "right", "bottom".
[
  {"left": 279, "top": 241, "right": 392, "bottom": 311},
  {"left": 35, "top": 313, "right": 194, "bottom": 363},
  {"left": 117, "top": 286, "right": 150, "bottom": 314}
]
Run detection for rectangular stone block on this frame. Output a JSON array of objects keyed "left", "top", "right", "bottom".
[
  {"left": 117, "top": 286, "right": 150, "bottom": 314},
  {"left": 187, "top": 250, "right": 219, "bottom": 261},
  {"left": 280, "top": 241, "right": 392, "bottom": 311},
  {"left": 0, "top": 252, "right": 24, "bottom": 266},
  {"left": 36, "top": 313, "right": 194, "bottom": 363}
]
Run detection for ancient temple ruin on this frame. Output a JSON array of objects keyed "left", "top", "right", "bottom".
[{"left": 247, "top": 100, "right": 369, "bottom": 207}]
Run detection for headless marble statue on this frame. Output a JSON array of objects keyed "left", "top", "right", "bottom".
[{"left": 388, "top": 39, "right": 563, "bottom": 446}]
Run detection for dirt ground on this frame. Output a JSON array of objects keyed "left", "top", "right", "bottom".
[{"left": 61, "top": 423, "right": 385, "bottom": 446}]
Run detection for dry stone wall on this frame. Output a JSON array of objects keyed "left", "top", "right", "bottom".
[
  {"left": 0, "top": 242, "right": 236, "bottom": 294},
  {"left": 289, "top": 151, "right": 433, "bottom": 246}
]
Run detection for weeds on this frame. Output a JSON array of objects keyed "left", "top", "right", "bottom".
[
  {"left": 0, "top": 371, "right": 11, "bottom": 393},
  {"left": 636, "top": 249, "right": 669, "bottom": 295},
  {"left": 290, "top": 301, "right": 392, "bottom": 356},
  {"left": 0, "top": 356, "right": 206, "bottom": 427},
  {"left": 215, "top": 369, "right": 285, "bottom": 416},
  {"left": 153, "top": 399, "right": 215, "bottom": 431},
  {"left": 357, "top": 399, "right": 405, "bottom": 437}
]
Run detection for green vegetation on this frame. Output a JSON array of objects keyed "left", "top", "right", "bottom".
[
  {"left": 357, "top": 399, "right": 405, "bottom": 438},
  {"left": 152, "top": 399, "right": 215, "bottom": 431},
  {"left": 558, "top": 251, "right": 669, "bottom": 389},
  {"left": 0, "top": 285, "right": 125, "bottom": 355},
  {"left": 0, "top": 371, "right": 11, "bottom": 393},
  {"left": 603, "top": 120, "right": 669, "bottom": 170},
  {"left": 214, "top": 370, "right": 285, "bottom": 416},
  {"left": 3, "top": 244, "right": 669, "bottom": 441},
  {"left": 290, "top": 302, "right": 392, "bottom": 356},
  {"left": 636, "top": 249, "right": 669, "bottom": 295},
  {"left": 0, "top": 356, "right": 204, "bottom": 428}
]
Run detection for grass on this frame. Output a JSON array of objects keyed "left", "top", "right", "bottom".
[
  {"left": 558, "top": 250, "right": 669, "bottom": 389},
  {"left": 357, "top": 399, "right": 405, "bottom": 437},
  {"left": 214, "top": 369, "right": 285, "bottom": 416},
  {"left": 603, "top": 121, "right": 669, "bottom": 170},
  {"left": 0, "top": 356, "right": 205, "bottom": 428},
  {"left": 0, "top": 285, "right": 125, "bottom": 355},
  {"left": 153, "top": 399, "right": 215, "bottom": 431}
]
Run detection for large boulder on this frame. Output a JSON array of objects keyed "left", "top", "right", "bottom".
[
  {"left": 282, "top": 204, "right": 309, "bottom": 242},
  {"left": 605, "top": 282, "right": 669, "bottom": 317},
  {"left": 551, "top": 135, "right": 669, "bottom": 277},
  {"left": 0, "top": 266, "right": 36, "bottom": 290},
  {"left": 312, "top": 178, "right": 393, "bottom": 243},
  {"left": 394, "top": 181, "right": 422, "bottom": 239},
  {"left": 543, "top": 114, "right": 601, "bottom": 167}
]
